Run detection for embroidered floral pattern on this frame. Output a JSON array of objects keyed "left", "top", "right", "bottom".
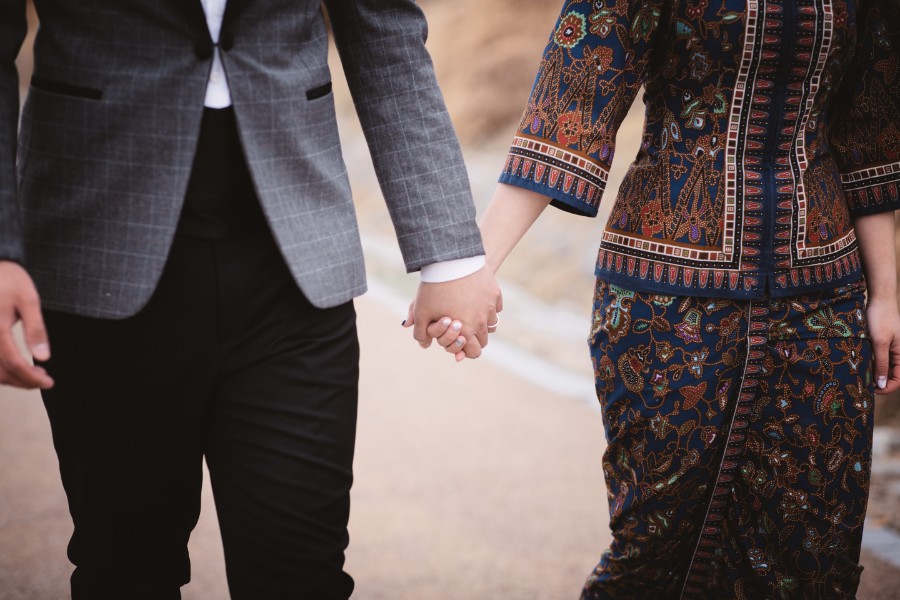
[
  {"left": 584, "top": 279, "right": 873, "bottom": 599},
  {"left": 500, "top": 0, "right": 900, "bottom": 299},
  {"left": 555, "top": 11, "right": 588, "bottom": 48}
]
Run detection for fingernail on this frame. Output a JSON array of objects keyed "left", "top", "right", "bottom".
[
  {"left": 878, "top": 376, "right": 887, "bottom": 389},
  {"left": 401, "top": 320, "right": 407, "bottom": 326},
  {"left": 32, "top": 343, "right": 50, "bottom": 360},
  {"left": 442, "top": 318, "right": 451, "bottom": 327},
  {"left": 454, "top": 337, "right": 464, "bottom": 348},
  {"left": 452, "top": 322, "right": 462, "bottom": 332}
]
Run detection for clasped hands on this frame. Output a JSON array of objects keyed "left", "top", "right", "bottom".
[{"left": 403, "top": 267, "right": 502, "bottom": 362}]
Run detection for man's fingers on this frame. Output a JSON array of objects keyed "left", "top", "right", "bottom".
[
  {"left": 0, "top": 262, "right": 53, "bottom": 388},
  {"left": 462, "top": 335, "right": 483, "bottom": 359},
  {"left": 19, "top": 295, "right": 50, "bottom": 361},
  {"left": 412, "top": 316, "right": 432, "bottom": 349},
  {"left": 0, "top": 368, "right": 31, "bottom": 389},
  {"left": 473, "top": 323, "right": 489, "bottom": 349},
  {"left": 0, "top": 331, "right": 53, "bottom": 389},
  {"left": 408, "top": 297, "right": 433, "bottom": 348}
]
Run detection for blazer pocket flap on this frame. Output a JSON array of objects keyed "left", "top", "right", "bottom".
[
  {"left": 30, "top": 76, "right": 103, "bottom": 100},
  {"left": 306, "top": 81, "right": 333, "bottom": 101}
]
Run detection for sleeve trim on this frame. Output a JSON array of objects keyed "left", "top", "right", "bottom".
[
  {"left": 841, "top": 160, "right": 900, "bottom": 189},
  {"left": 498, "top": 172, "right": 599, "bottom": 218},
  {"left": 842, "top": 161, "right": 900, "bottom": 214},
  {"left": 500, "top": 137, "right": 608, "bottom": 217}
]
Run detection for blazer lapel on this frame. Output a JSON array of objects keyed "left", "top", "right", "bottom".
[
  {"left": 167, "top": 0, "right": 213, "bottom": 42},
  {"left": 221, "top": 0, "right": 251, "bottom": 33}
]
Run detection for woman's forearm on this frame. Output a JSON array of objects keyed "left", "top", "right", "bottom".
[
  {"left": 853, "top": 211, "right": 898, "bottom": 302},
  {"left": 480, "top": 183, "right": 551, "bottom": 274}
]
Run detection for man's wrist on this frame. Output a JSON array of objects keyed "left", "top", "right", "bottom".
[{"left": 420, "top": 256, "right": 486, "bottom": 283}]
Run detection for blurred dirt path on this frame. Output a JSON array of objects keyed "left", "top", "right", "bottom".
[
  {"left": 0, "top": 295, "right": 608, "bottom": 599},
  {"left": 1, "top": 295, "right": 898, "bottom": 599}
]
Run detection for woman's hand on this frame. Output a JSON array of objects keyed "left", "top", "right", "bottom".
[
  {"left": 866, "top": 295, "right": 900, "bottom": 395},
  {"left": 401, "top": 184, "right": 549, "bottom": 363},
  {"left": 403, "top": 303, "right": 468, "bottom": 362},
  {"left": 426, "top": 316, "right": 468, "bottom": 363}
]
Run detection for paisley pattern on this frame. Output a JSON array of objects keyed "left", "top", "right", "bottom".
[
  {"left": 499, "top": 0, "right": 900, "bottom": 299},
  {"left": 584, "top": 279, "right": 874, "bottom": 599}
]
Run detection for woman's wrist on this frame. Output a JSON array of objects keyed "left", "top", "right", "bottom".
[{"left": 866, "top": 289, "right": 899, "bottom": 306}]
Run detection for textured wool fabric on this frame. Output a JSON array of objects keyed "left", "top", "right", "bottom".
[{"left": 2, "top": 0, "right": 484, "bottom": 317}]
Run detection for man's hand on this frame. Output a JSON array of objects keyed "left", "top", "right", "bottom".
[
  {"left": 0, "top": 261, "right": 53, "bottom": 389},
  {"left": 403, "top": 267, "right": 501, "bottom": 360}
]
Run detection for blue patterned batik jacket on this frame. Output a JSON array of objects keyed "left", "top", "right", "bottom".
[{"left": 500, "top": 0, "right": 900, "bottom": 299}]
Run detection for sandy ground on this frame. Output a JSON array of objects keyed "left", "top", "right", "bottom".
[
  {"left": 0, "top": 296, "right": 608, "bottom": 599},
  {"left": 2, "top": 295, "right": 900, "bottom": 599}
]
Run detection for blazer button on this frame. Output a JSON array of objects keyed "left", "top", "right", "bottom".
[
  {"left": 220, "top": 32, "right": 235, "bottom": 51},
  {"left": 194, "top": 41, "right": 213, "bottom": 60}
]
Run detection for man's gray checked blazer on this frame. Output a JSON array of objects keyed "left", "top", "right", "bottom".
[{"left": 0, "top": 0, "right": 484, "bottom": 318}]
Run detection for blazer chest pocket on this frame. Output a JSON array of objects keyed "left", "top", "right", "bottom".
[
  {"left": 306, "top": 81, "right": 332, "bottom": 101},
  {"left": 30, "top": 76, "right": 103, "bottom": 101}
]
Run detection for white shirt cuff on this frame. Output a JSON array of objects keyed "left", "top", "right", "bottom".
[{"left": 420, "top": 256, "right": 486, "bottom": 283}]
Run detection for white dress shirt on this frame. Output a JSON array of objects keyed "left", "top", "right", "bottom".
[
  {"left": 200, "top": 0, "right": 232, "bottom": 108},
  {"left": 199, "top": 0, "right": 484, "bottom": 282}
]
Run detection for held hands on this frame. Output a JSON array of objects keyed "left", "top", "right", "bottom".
[
  {"left": 403, "top": 266, "right": 502, "bottom": 362},
  {"left": 866, "top": 295, "right": 900, "bottom": 395},
  {"left": 0, "top": 261, "right": 53, "bottom": 389}
]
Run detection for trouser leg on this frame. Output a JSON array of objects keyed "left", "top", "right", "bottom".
[
  {"left": 203, "top": 233, "right": 359, "bottom": 600},
  {"left": 40, "top": 236, "right": 220, "bottom": 599}
]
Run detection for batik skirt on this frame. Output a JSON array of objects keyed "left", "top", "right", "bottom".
[{"left": 583, "top": 279, "right": 874, "bottom": 600}]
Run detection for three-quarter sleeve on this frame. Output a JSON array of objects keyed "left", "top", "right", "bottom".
[
  {"left": 829, "top": 0, "right": 900, "bottom": 217},
  {"left": 499, "top": 0, "right": 665, "bottom": 217}
]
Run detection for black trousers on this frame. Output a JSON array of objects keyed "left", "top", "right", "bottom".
[{"left": 39, "top": 110, "right": 359, "bottom": 600}]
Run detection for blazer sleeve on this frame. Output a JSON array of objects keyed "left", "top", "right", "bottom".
[
  {"left": 0, "top": 0, "right": 28, "bottom": 264},
  {"left": 322, "top": 0, "right": 484, "bottom": 273},
  {"left": 829, "top": 0, "right": 900, "bottom": 217},
  {"left": 499, "top": 0, "right": 666, "bottom": 217}
]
